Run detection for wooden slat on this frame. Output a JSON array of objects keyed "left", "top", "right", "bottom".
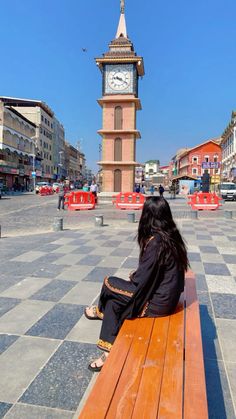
[
  {"left": 131, "top": 316, "right": 170, "bottom": 418},
  {"left": 106, "top": 318, "right": 155, "bottom": 419},
  {"left": 79, "top": 319, "right": 138, "bottom": 419},
  {"left": 157, "top": 297, "right": 185, "bottom": 419},
  {"left": 184, "top": 275, "right": 209, "bottom": 419}
]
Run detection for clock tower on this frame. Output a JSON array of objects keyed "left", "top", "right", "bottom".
[{"left": 96, "top": 0, "right": 144, "bottom": 192}]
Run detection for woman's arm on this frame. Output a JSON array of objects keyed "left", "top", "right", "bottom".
[{"left": 131, "top": 237, "right": 160, "bottom": 286}]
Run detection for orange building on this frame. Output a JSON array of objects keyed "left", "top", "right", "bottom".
[
  {"left": 178, "top": 138, "right": 222, "bottom": 183},
  {"left": 95, "top": 2, "right": 144, "bottom": 192}
]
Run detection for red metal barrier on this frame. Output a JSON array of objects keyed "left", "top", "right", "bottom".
[
  {"left": 64, "top": 191, "right": 95, "bottom": 210},
  {"left": 112, "top": 192, "right": 146, "bottom": 210},
  {"left": 187, "top": 192, "right": 222, "bottom": 210},
  {"left": 39, "top": 186, "right": 53, "bottom": 196}
]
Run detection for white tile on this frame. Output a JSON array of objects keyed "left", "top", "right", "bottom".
[
  {"left": 11, "top": 251, "right": 45, "bottom": 262},
  {"left": 0, "top": 277, "right": 52, "bottom": 299},
  {"left": 206, "top": 275, "right": 236, "bottom": 294}
]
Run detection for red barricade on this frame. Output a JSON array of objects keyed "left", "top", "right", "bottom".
[
  {"left": 112, "top": 192, "right": 146, "bottom": 210},
  {"left": 64, "top": 191, "right": 95, "bottom": 210},
  {"left": 39, "top": 186, "right": 53, "bottom": 196},
  {"left": 187, "top": 192, "right": 222, "bottom": 210}
]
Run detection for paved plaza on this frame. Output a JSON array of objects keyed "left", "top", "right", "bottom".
[{"left": 0, "top": 194, "right": 236, "bottom": 418}]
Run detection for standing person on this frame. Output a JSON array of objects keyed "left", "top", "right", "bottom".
[
  {"left": 159, "top": 184, "right": 164, "bottom": 197},
  {"left": 90, "top": 180, "right": 98, "bottom": 203},
  {"left": 84, "top": 197, "right": 189, "bottom": 371},
  {"left": 150, "top": 184, "right": 155, "bottom": 195},
  {"left": 57, "top": 179, "right": 65, "bottom": 210}
]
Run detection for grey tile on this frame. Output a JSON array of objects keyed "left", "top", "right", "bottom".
[
  {"left": 77, "top": 255, "right": 103, "bottom": 266},
  {"left": 4, "top": 404, "right": 74, "bottom": 419},
  {"left": 226, "top": 363, "right": 236, "bottom": 411},
  {"left": 11, "top": 251, "right": 45, "bottom": 263},
  {"left": 211, "top": 293, "right": 236, "bottom": 319},
  {"left": 222, "top": 254, "right": 236, "bottom": 264},
  {"left": 97, "top": 256, "right": 124, "bottom": 268},
  {"left": 199, "top": 304, "right": 222, "bottom": 361},
  {"left": 71, "top": 246, "right": 95, "bottom": 254},
  {"left": 20, "top": 341, "right": 99, "bottom": 411},
  {"left": 196, "top": 235, "right": 212, "bottom": 240},
  {"left": 32, "top": 264, "right": 66, "bottom": 278},
  {"left": 25, "top": 304, "right": 85, "bottom": 339},
  {"left": 0, "top": 334, "right": 19, "bottom": 355},
  {"left": 199, "top": 246, "right": 219, "bottom": 254},
  {"left": 0, "top": 297, "right": 21, "bottom": 318},
  {"left": 0, "top": 277, "right": 52, "bottom": 299},
  {"left": 0, "top": 275, "right": 23, "bottom": 293},
  {"left": 228, "top": 236, "right": 236, "bottom": 241},
  {"left": 101, "top": 240, "right": 122, "bottom": 247},
  {"left": 203, "top": 263, "right": 231, "bottom": 276},
  {"left": 0, "top": 300, "right": 54, "bottom": 335},
  {"left": 0, "top": 402, "right": 12, "bottom": 418},
  {"left": 83, "top": 267, "right": 117, "bottom": 282},
  {"left": 122, "top": 257, "right": 139, "bottom": 269},
  {"left": 110, "top": 248, "right": 133, "bottom": 257},
  {"left": 188, "top": 252, "right": 201, "bottom": 262},
  {"left": 0, "top": 336, "right": 60, "bottom": 403},
  {"left": 30, "top": 280, "right": 77, "bottom": 302},
  {"left": 205, "top": 359, "right": 235, "bottom": 419},
  {"left": 66, "top": 315, "right": 101, "bottom": 343},
  {"left": 60, "top": 281, "right": 102, "bottom": 305},
  {"left": 216, "top": 319, "right": 236, "bottom": 363},
  {"left": 195, "top": 274, "right": 208, "bottom": 291},
  {"left": 56, "top": 266, "right": 94, "bottom": 282}
]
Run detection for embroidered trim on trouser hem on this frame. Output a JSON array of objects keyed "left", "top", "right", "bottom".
[
  {"left": 96, "top": 306, "right": 104, "bottom": 319},
  {"left": 139, "top": 301, "right": 149, "bottom": 317},
  {"left": 104, "top": 276, "right": 134, "bottom": 297},
  {"left": 97, "top": 339, "right": 113, "bottom": 352}
]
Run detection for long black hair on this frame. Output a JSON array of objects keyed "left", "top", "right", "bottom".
[{"left": 138, "top": 197, "right": 189, "bottom": 272}]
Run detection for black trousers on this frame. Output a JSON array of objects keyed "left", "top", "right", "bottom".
[
  {"left": 97, "top": 276, "right": 136, "bottom": 352},
  {"left": 58, "top": 196, "right": 65, "bottom": 209}
]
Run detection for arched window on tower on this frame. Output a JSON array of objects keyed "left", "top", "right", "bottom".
[
  {"left": 114, "top": 138, "right": 122, "bottom": 161},
  {"left": 114, "top": 169, "right": 122, "bottom": 192},
  {"left": 114, "top": 106, "right": 123, "bottom": 130}
]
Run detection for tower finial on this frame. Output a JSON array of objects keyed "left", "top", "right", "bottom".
[{"left": 120, "top": 0, "right": 125, "bottom": 14}]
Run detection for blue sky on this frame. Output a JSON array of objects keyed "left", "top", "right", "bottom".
[{"left": 0, "top": 0, "right": 235, "bottom": 171}]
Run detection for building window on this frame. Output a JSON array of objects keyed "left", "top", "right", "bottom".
[
  {"left": 114, "top": 106, "right": 123, "bottom": 130},
  {"left": 214, "top": 156, "right": 218, "bottom": 162},
  {"left": 205, "top": 156, "right": 209, "bottom": 162},
  {"left": 192, "top": 168, "right": 198, "bottom": 175},
  {"left": 192, "top": 156, "right": 198, "bottom": 163},
  {"left": 114, "top": 138, "right": 122, "bottom": 161}
]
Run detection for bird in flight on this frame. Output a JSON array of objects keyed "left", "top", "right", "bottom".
[{"left": 82, "top": 48, "right": 87, "bottom": 52}]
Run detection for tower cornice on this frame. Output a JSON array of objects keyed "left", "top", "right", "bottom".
[
  {"left": 97, "top": 96, "right": 142, "bottom": 110},
  {"left": 95, "top": 57, "right": 144, "bottom": 77}
]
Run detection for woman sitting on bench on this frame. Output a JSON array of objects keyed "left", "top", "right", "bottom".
[{"left": 85, "top": 196, "right": 189, "bottom": 372}]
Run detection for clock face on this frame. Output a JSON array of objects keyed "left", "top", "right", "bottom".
[
  {"left": 108, "top": 68, "right": 131, "bottom": 91},
  {"left": 104, "top": 64, "right": 135, "bottom": 94}
]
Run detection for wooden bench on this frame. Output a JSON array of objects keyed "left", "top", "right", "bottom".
[{"left": 79, "top": 271, "right": 208, "bottom": 419}]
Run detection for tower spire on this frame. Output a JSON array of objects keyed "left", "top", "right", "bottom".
[{"left": 116, "top": 0, "right": 127, "bottom": 38}]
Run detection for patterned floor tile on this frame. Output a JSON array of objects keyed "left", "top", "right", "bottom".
[
  {"left": 0, "top": 297, "right": 21, "bottom": 318},
  {"left": 19, "top": 341, "right": 99, "bottom": 411},
  {"left": 0, "top": 334, "right": 19, "bottom": 355},
  {"left": 195, "top": 274, "right": 208, "bottom": 291},
  {"left": 97, "top": 256, "right": 124, "bottom": 268},
  {"left": 216, "top": 319, "right": 236, "bottom": 363},
  {"left": 4, "top": 404, "right": 74, "bottom": 419},
  {"left": 32, "top": 264, "right": 66, "bottom": 278},
  {"left": 83, "top": 267, "right": 117, "bottom": 282},
  {"left": 11, "top": 251, "right": 45, "bottom": 263},
  {"left": 203, "top": 263, "right": 231, "bottom": 276},
  {"left": 52, "top": 245, "right": 79, "bottom": 254},
  {"left": 199, "top": 246, "right": 219, "bottom": 254},
  {"left": 0, "top": 277, "right": 52, "bottom": 299},
  {"left": 0, "top": 402, "right": 12, "bottom": 418},
  {"left": 121, "top": 257, "right": 139, "bottom": 269},
  {"left": 30, "top": 280, "right": 77, "bottom": 302},
  {"left": 110, "top": 248, "right": 133, "bottom": 257},
  {"left": 100, "top": 240, "right": 122, "bottom": 247},
  {"left": 77, "top": 255, "right": 103, "bottom": 266},
  {"left": 55, "top": 266, "right": 94, "bottom": 282},
  {"left": 228, "top": 264, "right": 236, "bottom": 276},
  {"left": 66, "top": 315, "right": 101, "bottom": 343},
  {"left": 25, "top": 304, "right": 85, "bottom": 339},
  {"left": 196, "top": 235, "right": 212, "bottom": 240},
  {"left": 222, "top": 254, "right": 236, "bottom": 264},
  {"left": 60, "top": 281, "right": 101, "bottom": 306},
  {"left": 206, "top": 275, "right": 236, "bottom": 294},
  {"left": 0, "top": 336, "right": 60, "bottom": 403},
  {"left": 188, "top": 252, "right": 201, "bottom": 262},
  {"left": 70, "top": 246, "right": 95, "bottom": 254},
  {"left": 211, "top": 293, "right": 236, "bottom": 319},
  {"left": 201, "top": 253, "right": 224, "bottom": 263}
]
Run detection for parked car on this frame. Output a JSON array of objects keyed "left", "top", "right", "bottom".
[
  {"left": 35, "top": 182, "right": 49, "bottom": 194},
  {"left": 219, "top": 182, "right": 236, "bottom": 201},
  {"left": 52, "top": 182, "right": 60, "bottom": 192}
]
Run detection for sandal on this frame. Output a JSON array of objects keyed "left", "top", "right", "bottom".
[
  {"left": 84, "top": 306, "right": 103, "bottom": 320},
  {"left": 88, "top": 352, "right": 108, "bottom": 372}
]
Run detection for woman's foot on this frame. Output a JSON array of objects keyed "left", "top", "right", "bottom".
[
  {"left": 88, "top": 352, "right": 109, "bottom": 372},
  {"left": 84, "top": 306, "right": 103, "bottom": 320}
]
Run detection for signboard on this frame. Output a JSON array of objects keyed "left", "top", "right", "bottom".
[
  {"left": 31, "top": 172, "right": 36, "bottom": 178},
  {"left": 202, "top": 162, "right": 221, "bottom": 169}
]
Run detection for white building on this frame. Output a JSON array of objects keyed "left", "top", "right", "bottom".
[{"left": 221, "top": 111, "right": 236, "bottom": 181}]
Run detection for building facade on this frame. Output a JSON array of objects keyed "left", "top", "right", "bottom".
[
  {"left": 178, "top": 139, "right": 222, "bottom": 185},
  {"left": 221, "top": 111, "right": 236, "bottom": 181},
  {"left": 0, "top": 98, "right": 36, "bottom": 190},
  {"left": 95, "top": 3, "right": 144, "bottom": 192},
  {"left": 144, "top": 160, "right": 160, "bottom": 181}
]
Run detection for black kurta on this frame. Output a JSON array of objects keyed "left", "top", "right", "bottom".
[{"left": 96, "top": 235, "right": 185, "bottom": 352}]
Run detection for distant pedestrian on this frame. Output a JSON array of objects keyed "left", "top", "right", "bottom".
[
  {"left": 90, "top": 181, "right": 98, "bottom": 203},
  {"left": 159, "top": 184, "right": 164, "bottom": 197},
  {"left": 135, "top": 184, "right": 140, "bottom": 193},
  {"left": 57, "top": 179, "right": 66, "bottom": 210},
  {"left": 150, "top": 185, "right": 155, "bottom": 195},
  {"left": 82, "top": 183, "right": 89, "bottom": 192}
]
